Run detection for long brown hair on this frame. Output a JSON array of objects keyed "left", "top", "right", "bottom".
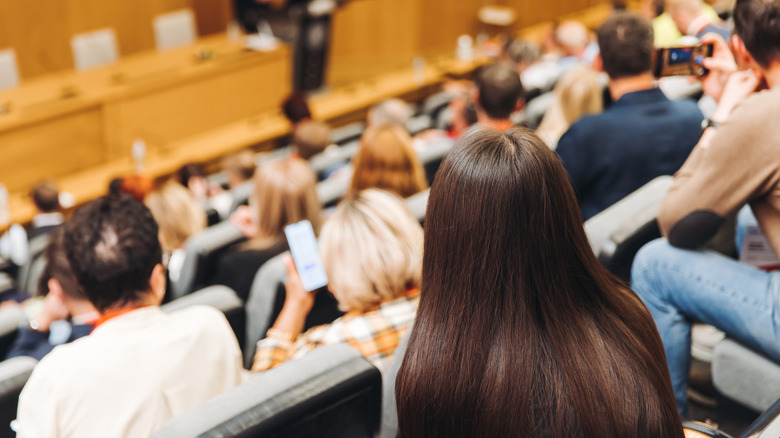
[
  {"left": 396, "top": 128, "right": 682, "bottom": 437},
  {"left": 350, "top": 124, "right": 428, "bottom": 198}
]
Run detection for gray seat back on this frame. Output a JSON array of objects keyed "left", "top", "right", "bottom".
[
  {"left": 380, "top": 327, "right": 412, "bottom": 438},
  {"left": 173, "top": 222, "right": 245, "bottom": 300},
  {"left": 316, "top": 171, "right": 351, "bottom": 208},
  {"left": 152, "top": 344, "right": 382, "bottom": 438},
  {"left": 17, "top": 234, "right": 50, "bottom": 296},
  {"left": 0, "top": 356, "right": 37, "bottom": 438},
  {"left": 405, "top": 189, "right": 429, "bottom": 224},
  {"left": 0, "top": 306, "right": 24, "bottom": 360},
  {"left": 309, "top": 140, "right": 359, "bottom": 177},
  {"left": 243, "top": 252, "right": 287, "bottom": 368},
  {"left": 713, "top": 339, "right": 780, "bottom": 413},
  {"left": 330, "top": 122, "right": 366, "bottom": 145}
]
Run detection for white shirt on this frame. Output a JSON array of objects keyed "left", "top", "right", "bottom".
[{"left": 16, "top": 306, "right": 247, "bottom": 438}]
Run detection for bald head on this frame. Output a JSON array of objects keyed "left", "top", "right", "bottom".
[
  {"left": 666, "top": 0, "right": 705, "bottom": 33},
  {"left": 555, "top": 21, "right": 589, "bottom": 56}
]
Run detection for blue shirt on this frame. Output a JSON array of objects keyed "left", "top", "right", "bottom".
[{"left": 557, "top": 88, "right": 703, "bottom": 220}]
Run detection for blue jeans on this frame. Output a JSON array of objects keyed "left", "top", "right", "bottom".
[{"left": 631, "top": 238, "right": 780, "bottom": 417}]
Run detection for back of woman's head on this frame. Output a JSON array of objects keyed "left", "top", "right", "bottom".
[
  {"left": 251, "top": 157, "right": 321, "bottom": 248},
  {"left": 350, "top": 124, "right": 428, "bottom": 198},
  {"left": 537, "top": 65, "right": 603, "bottom": 146},
  {"left": 396, "top": 128, "right": 682, "bottom": 437},
  {"left": 145, "top": 180, "right": 206, "bottom": 252},
  {"left": 319, "top": 189, "right": 422, "bottom": 313}
]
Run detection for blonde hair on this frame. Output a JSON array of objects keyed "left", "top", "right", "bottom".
[
  {"left": 350, "top": 124, "right": 428, "bottom": 198},
  {"left": 145, "top": 180, "right": 206, "bottom": 252},
  {"left": 222, "top": 150, "right": 257, "bottom": 186},
  {"left": 249, "top": 157, "right": 322, "bottom": 249},
  {"left": 319, "top": 189, "right": 423, "bottom": 312},
  {"left": 537, "top": 65, "right": 604, "bottom": 147}
]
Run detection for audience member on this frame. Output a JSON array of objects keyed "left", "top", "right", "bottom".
[
  {"left": 506, "top": 38, "right": 561, "bottom": 94},
  {"left": 221, "top": 150, "right": 257, "bottom": 189},
  {"left": 27, "top": 181, "right": 63, "bottom": 239},
  {"left": 536, "top": 65, "right": 604, "bottom": 149},
  {"left": 553, "top": 20, "right": 599, "bottom": 70},
  {"left": 119, "top": 173, "right": 155, "bottom": 203},
  {"left": 293, "top": 120, "right": 332, "bottom": 160},
  {"left": 472, "top": 62, "right": 525, "bottom": 130},
  {"left": 395, "top": 128, "right": 682, "bottom": 437},
  {"left": 281, "top": 92, "right": 313, "bottom": 126},
  {"left": 16, "top": 194, "right": 244, "bottom": 437},
  {"left": 253, "top": 189, "right": 421, "bottom": 373},
  {"left": 6, "top": 229, "right": 98, "bottom": 361},
  {"left": 367, "top": 98, "right": 413, "bottom": 129},
  {"left": 211, "top": 157, "right": 321, "bottom": 301},
  {"left": 666, "top": 0, "right": 731, "bottom": 41},
  {"left": 631, "top": 0, "right": 780, "bottom": 417},
  {"left": 177, "top": 163, "right": 210, "bottom": 202},
  {"left": 350, "top": 124, "right": 428, "bottom": 198},
  {"left": 144, "top": 180, "right": 207, "bottom": 285},
  {"left": 556, "top": 12, "right": 702, "bottom": 219},
  {"left": 642, "top": 0, "right": 722, "bottom": 46}
]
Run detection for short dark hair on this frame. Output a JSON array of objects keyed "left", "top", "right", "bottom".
[
  {"left": 475, "top": 63, "right": 524, "bottom": 119},
  {"left": 281, "top": 92, "right": 312, "bottom": 124},
  {"left": 37, "top": 228, "right": 85, "bottom": 301},
  {"left": 30, "top": 181, "right": 60, "bottom": 213},
  {"left": 734, "top": 0, "right": 780, "bottom": 68},
  {"left": 597, "top": 12, "right": 654, "bottom": 79},
  {"left": 63, "top": 195, "right": 162, "bottom": 312}
]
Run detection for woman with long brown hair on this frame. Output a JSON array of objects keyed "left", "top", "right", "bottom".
[{"left": 395, "top": 128, "right": 683, "bottom": 437}]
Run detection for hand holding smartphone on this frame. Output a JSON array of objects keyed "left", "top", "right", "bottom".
[
  {"left": 284, "top": 220, "right": 328, "bottom": 292},
  {"left": 654, "top": 43, "right": 714, "bottom": 78}
]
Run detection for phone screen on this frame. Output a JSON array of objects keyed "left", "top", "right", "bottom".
[
  {"left": 654, "top": 43, "right": 714, "bottom": 77},
  {"left": 284, "top": 220, "right": 328, "bottom": 292}
]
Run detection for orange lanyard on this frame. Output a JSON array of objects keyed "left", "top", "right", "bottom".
[{"left": 91, "top": 306, "right": 150, "bottom": 332}]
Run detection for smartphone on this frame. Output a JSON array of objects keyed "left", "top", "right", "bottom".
[
  {"left": 284, "top": 220, "right": 328, "bottom": 292},
  {"left": 654, "top": 43, "right": 714, "bottom": 77}
]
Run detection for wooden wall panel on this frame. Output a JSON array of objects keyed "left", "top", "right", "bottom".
[{"left": 0, "top": 0, "right": 232, "bottom": 80}]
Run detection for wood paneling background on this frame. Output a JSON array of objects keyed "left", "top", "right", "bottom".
[{"left": 0, "top": 0, "right": 233, "bottom": 79}]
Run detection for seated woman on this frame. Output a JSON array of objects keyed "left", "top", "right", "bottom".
[
  {"left": 144, "top": 180, "right": 206, "bottom": 286},
  {"left": 253, "top": 189, "right": 422, "bottom": 373},
  {"left": 211, "top": 157, "right": 321, "bottom": 302},
  {"left": 350, "top": 124, "right": 428, "bottom": 198},
  {"left": 395, "top": 128, "right": 683, "bottom": 437}
]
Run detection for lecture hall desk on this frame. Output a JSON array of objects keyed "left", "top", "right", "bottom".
[{"left": 0, "top": 34, "right": 291, "bottom": 225}]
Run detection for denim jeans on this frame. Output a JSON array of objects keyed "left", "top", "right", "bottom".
[{"left": 631, "top": 238, "right": 780, "bottom": 417}]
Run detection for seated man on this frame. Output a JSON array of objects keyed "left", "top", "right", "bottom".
[
  {"left": 16, "top": 195, "right": 245, "bottom": 437},
  {"left": 27, "top": 180, "right": 64, "bottom": 240},
  {"left": 472, "top": 62, "right": 525, "bottom": 131},
  {"left": 556, "top": 12, "right": 703, "bottom": 220},
  {"left": 666, "top": 0, "right": 731, "bottom": 42},
  {"left": 631, "top": 0, "right": 780, "bottom": 417},
  {"left": 6, "top": 229, "right": 98, "bottom": 360}
]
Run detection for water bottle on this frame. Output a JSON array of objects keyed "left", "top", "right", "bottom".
[
  {"left": 0, "top": 183, "right": 9, "bottom": 227},
  {"left": 132, "top": 138, "right": 146, "bottom": 173}
]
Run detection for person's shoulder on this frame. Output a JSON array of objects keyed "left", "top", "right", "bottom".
[
  {"left": 667, "top": 97, "right": 703, "bottom": 119},
  {"left": 556, "top": 113, "right": 604, "bottom": 151},
  {"left": 167, "top": 305, "right": 227, "bottom": 326}
]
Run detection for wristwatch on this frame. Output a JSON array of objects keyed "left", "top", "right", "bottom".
[
  {"left": 27, "top": 318, "right": 48, "bottom": 333},
  {"left": 701, "top": 118, "right": 720, "bottom": 133}
]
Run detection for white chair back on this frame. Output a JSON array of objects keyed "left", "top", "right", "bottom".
[
  {"left": 0, "top": 49, "right": 20, "bottom": 91},
  {"left": 71, "top": 28, "right": 119, "bottom": 71},
  {"left": 154, "top": 9, "right": 197, "bottom": 51}
]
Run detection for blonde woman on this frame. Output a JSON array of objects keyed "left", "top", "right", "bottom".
[
  {"left": 536, "top": 65, "right": 604, "bottom": 149},
  {"left": 212, "top": 157, "right": 322, "bottom": 301},
  {"left": 145, "top": 180, "right": 207, "bottom": 283},
  {"left": 350, "top": 124, "right": 428, "bottom": 198},
  {"left": 253, "top": 189, "right": 422, "bottom": 373}
]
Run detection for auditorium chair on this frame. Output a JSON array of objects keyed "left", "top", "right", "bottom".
[
  {"left": 584, "top": 175, "right": 673, "bottom": 282},
  {"left": 406, "top": 188, "right": 429, "bottom": 224},
  {"left": 16, "top": 234, "right": 50, "bottom": 296},
  {"left": 0, "top": 356, "right": 37, "bottom": 438},
  {"left": 0, "top": 306, "right": 24, "bottom": 361},
  {"left": 316, "top": 171, "right": 351, "bottom": 208},
  {"left": 379, "top": 327, "right": 411, "bottom": 438},
  {"left": 161, "top": 285, "right": 246, "bottom": 351},
  {"left": 712, "top": 339, "right": 780, "bottom": 415},
  {"left": 405, "top": 114, "right": 433, "bottom": 136},
  {"left": 152, "top": 344, "right": 382, "bottom": 438},
  {"left": 227, "top": 180, "right": 254, "bottom": 216},
  {"left": 330, "top": 122, "right": 366, "bottom": 146},
  {"left": 418, "top": 138, "right": 455, "bottom": 185},
  {"left": 309, "top": 140, "right": 359, "bottom": 179},
  {"left": 420, "top": 91, "right": 455, "bottom": 128},
  {"left": 0, "top": 49, "right": 19, "bottom": 92},
  {"left": 71, "top": 28, "right": 119, "bottom": 71},
  {"left": 243, "top": 253, "right": 286, "bottom": 368},
  {"left": 153, "top": 9, "right": 197, "bottom": 51},
  {"left": 172, "top": 221, "right": 246, "bottom": 299}
]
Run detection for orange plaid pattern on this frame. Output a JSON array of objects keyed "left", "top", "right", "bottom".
[{"left": 252, "top": 289, "right": 419, "bottom": 372}]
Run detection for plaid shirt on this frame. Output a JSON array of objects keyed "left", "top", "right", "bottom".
[{"left": 252, "top": 289, "right": 419, "bottom": 373}]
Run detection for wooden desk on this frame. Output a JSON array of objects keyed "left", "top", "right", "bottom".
[{"left": 0, "top": 35, "right": 290, "bottom": 196}]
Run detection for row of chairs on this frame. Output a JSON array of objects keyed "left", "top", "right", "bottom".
[{"left": 0, "top": 8, "right": 198, "bottom": 90}]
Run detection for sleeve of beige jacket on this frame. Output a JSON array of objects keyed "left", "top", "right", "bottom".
[
  {"left": 16, "top": 364, "right": 61, "bottom": 438},
  {"left": 659, "top": 91, "right": 780, "bottom": 249}
]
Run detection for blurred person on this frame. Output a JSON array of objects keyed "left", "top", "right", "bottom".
[
  {"left": 631, "top": 0, "right": 780, "bottom": 417},
  {"left": 177, "top": 163, "right": 210, "bottom": 202},
  {"left": 6, "top": 228, "right": 98, "bottom": 361},
  {"left": 556, "top": 12, "right": 702, "bottom": 219},
  {"left": 211, "top": 157, "right": 321, "bottom": 301},
  {"left": 350, "top": 124, "right": 428, "bottom": 198},
  {"left": 16, "top": 195, "right": 244, "bottom": 438},
  {"left": 144, "top": 180, "right": 207, "bottom": 284},
  {"left": 253, "top": 189, "right": 421, "bottom": 373},
  {"left": 642, "top": 0, "right": 723, "bottom": 46},
  {"left": 666, "top": 0, "right": 731, "bottom": 41},
  {"left": 554, "top": 20, "right": 599, "bottom": 71},
  {"left": 28, "top": 180, "right": 63, "bottom": 239},
  {"left": 221, "top": 150, "right": 257, "bottom": 189},
  {"left": 281, "top": 92, "right": 313, "bottom": 126},
  {"left": 506, "top": 38, "right": 561, "bottom": 94},
  {"left": 537, "top": 65, "right": 605, "bottom": 149},
  {"left": 396, "top": 128, "right": 683, "bottom": 437},
  {"left": 472, "top": 62, "right": 525, "bottom": 131},
  {"left": 293, "top": 120, "right": 332, "bottom": 160},
  {"left": 119, "top": 173, "right": 155, "bottom": 203},
  {"left": 367, "top": 98, "right": 413, "bottom": 129}
]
